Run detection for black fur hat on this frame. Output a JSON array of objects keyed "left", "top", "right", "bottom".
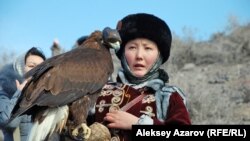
[{"left": 116, "top": 13, "right": 172, "bottom": 63}]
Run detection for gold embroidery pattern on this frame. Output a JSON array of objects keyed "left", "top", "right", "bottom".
[
  {"left": 97, "top": 84, "right": 127, "bottom": 113},
  {"left": 103, "top": 84, "right": 115, "bottom": 89},
  {"left": 97, "top": 100, "right": 105, "bottom": 112},
  {"left": 109, "top": 85, "right": 126, "bottom": 108},
  {"left": 101, "top": 89, "right": 113, "bottom": 96},
  {"left": 113, "top": 89, "right": 123, "bottom": 97},
  {"left": 109, "top": 104, "right": 120, "bottom": 112},
  {"left": 142, "top": 94, "right": 155, "bottom": 104},
  {"left": 96, "top": 100, "right": 113, "bottom": 112},
  {"left": 140, "top": 106, "right": 155, "bottom": 117},
  {"left": 111, "top": 96, "right": 121, "bottom": 104},
  {"left": 111, "top": 135, "right": 120, "bottom": 141}
]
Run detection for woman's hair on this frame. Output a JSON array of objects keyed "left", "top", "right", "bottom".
[{"left": 24, "top": 47, "right": 46, "bottom": 64}]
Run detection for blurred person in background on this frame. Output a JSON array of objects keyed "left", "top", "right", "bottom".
[
  {"left": 72, "top": 35, "right": 88, "bottom": 49},
  {"left": 0, "top": 47, "right": 46, "bottom": 141}
]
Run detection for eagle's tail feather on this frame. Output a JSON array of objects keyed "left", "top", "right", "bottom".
[{"left": 27, "top": 105, "right": 69, "bottom": 141}]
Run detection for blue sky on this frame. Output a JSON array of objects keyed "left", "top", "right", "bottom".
[{"left": 0, "top": 0, "right": 250, "bottom": 58}]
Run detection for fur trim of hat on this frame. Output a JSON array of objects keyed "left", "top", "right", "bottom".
[{"left": 116, "top": 13, "right": 172, "bottom": 63}]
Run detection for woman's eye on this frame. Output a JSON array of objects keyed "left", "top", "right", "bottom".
[
  {"left": 129, "top": 46, "right": 136, "bottom": 50},
  {"left": 145, "top": 47, "right": 152, "bottom": 50},
  {"left": 27, "top": 65, "right": 35, "bottom": 68}
]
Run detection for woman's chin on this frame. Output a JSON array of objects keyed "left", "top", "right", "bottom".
[{"left": 133, "top": 72, "right": 147, "bottom": 78}]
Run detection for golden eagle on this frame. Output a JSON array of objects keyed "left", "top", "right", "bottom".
[{"left": 10, "top": 27, "right": 121, "bottom": 141}]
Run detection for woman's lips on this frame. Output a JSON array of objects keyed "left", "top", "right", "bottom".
[{"left": 134, "top": 64, "right": 144, "bottom": 69}]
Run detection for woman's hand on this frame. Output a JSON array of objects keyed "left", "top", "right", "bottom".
[
  {"left": 16, "top": 79, "right": 28, "bottom": 91},
  {"left": 104, "top": 110, "right": 139, "bottom": 130}
]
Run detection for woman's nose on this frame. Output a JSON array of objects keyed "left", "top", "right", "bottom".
[{"left": 135, "top": 49, "right": 143, "bottom": 60}]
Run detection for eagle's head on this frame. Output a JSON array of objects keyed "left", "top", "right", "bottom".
[
  {"left": 78, "top": 27, "right": 121, "bottom": 52},
  {"left": 102, "top": 27, "right": 121, "bottom": 53}
]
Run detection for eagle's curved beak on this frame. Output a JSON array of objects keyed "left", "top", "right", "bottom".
[
  {"left": 102, "top": 27, "right": 121, "bottom": 53},
  {"left": 109, "top": 41, "right": 120, "bottom": 53}
]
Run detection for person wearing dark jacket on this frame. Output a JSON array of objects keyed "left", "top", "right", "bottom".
[{"left": 0, "top": 47, "right": 46, "bottom": 141}]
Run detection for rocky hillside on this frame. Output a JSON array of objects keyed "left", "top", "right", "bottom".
[{"left": 161, "top": 23, "right": 250, "bottom": 124}]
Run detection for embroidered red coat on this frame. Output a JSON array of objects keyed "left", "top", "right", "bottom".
[{"left": 94, "top": 82, "right": 191, "bottom": 141}]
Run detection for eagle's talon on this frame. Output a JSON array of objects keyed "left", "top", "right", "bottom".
[
  {"left": 72, "top": 128, "right": 78, "bottom": 137},
  {"left": 71, "top": 123, "right": 91, "bottom": 139}
]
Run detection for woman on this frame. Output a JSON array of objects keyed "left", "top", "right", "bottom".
[
  {"left": 92, "top": 13, "right": 191, "bottom": 141},
  {"left": 0, "top": 47, "right": 46, "bottom": 141}
]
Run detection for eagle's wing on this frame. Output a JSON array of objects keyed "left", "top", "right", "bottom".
[
  {"left": 9, "top": 28, "right": 120, "bottom": 141},
  {"left": 11, "top": 30, "right": 118, "bottom": 119}
]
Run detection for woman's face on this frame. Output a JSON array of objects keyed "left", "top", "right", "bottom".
[
  {"left": 24, "top": 55, "right": 44, "bottom": 73},
  {"left": 124, "top": 38, "right": 159, "bottom": 77}
]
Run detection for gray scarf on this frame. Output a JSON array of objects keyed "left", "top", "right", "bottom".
[{"left": 118, "top": 70, "right": 181, "bottom": 121}]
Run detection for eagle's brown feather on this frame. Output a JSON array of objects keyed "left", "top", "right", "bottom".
[
  {"left": 10, "top": 28, "right": 121, "bottom": 140},
  {"left": 12, "top": 30, "right": 114, "bottom": 114}
]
